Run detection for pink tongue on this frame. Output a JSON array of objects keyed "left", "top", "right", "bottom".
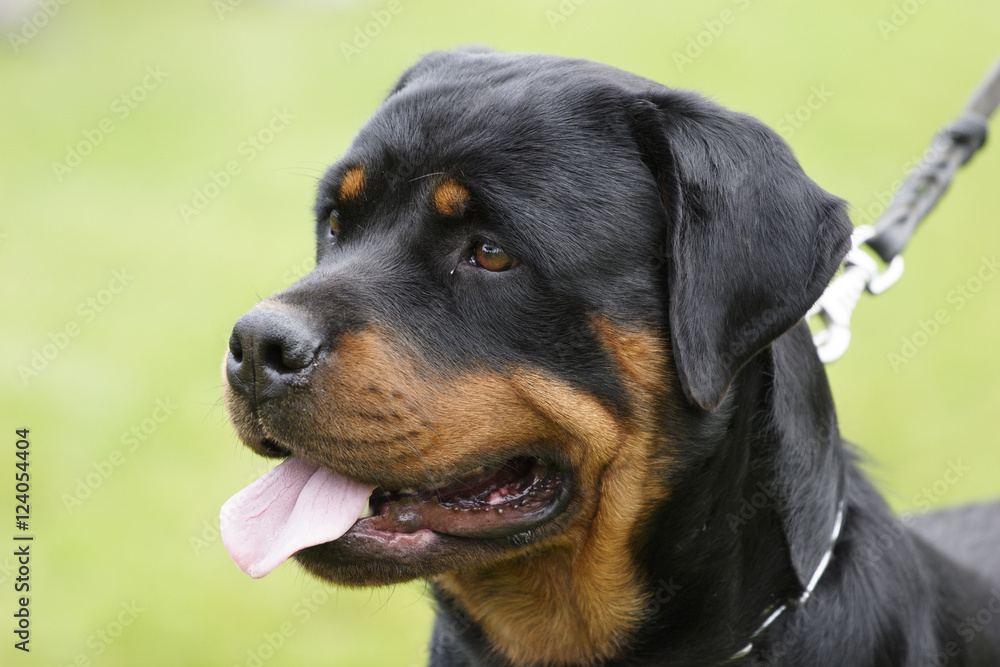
[{"left": 220, "top": 457, "right": 374, "bottom": 579}]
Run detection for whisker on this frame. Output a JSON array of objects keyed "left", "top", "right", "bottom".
[{"left": 409, "top": 171, "right": 446, "bottom": 182}]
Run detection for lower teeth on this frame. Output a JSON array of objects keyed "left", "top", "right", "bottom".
[{"left": 358, "top": 498, "right": 374, "bottom": 519}]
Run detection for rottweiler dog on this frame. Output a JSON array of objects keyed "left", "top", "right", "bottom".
[{"left": 220, "top": 50, "right": 1000, "bottom": 666}]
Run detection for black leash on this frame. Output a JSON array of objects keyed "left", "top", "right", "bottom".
[{"left": 811, "top": 55, "right": 1000, "bottom": 362}]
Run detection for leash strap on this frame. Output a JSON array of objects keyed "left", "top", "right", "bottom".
[{"left": 810, "top": 54, "right": 1000, "bottom": 363}]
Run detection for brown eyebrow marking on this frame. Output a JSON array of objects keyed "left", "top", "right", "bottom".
[
  {"left": 339, "top": 167, "right": 366, "bottom": 202},
  {"left": 432, "top": 178, "right": 471, "bottom": 217}
]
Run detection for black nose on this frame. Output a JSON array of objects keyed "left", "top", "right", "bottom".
[{"left": 226, "top": 305, "right": 323, "bottom": 402}]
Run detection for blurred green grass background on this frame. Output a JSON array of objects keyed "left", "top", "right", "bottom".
[{"left": 1, "top": 0, "right": 998, "bottom": 665}]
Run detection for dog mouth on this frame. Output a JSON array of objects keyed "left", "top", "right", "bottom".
[
  {"left": 220, "top": 453, "right": 569, "bottom": 579},
  {"left": 359, "top": 456, "right": 565, "bottom": 539}
]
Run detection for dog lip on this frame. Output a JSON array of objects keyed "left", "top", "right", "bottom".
[
  {"left": 348, "top": 526, "right": 437, "bottom": 547},
  {"left": 257, "top": 437, "right": 291, "bottom": 458}
]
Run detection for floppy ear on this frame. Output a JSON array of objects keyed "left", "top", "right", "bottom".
[{"left": 629, "top": 94, "right": 852, "bottom": 411}]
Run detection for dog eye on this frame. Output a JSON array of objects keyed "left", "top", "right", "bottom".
[
  {"left": 472, "top": 241, "right": 519, "bottom": 272},
  {"left": 329, "top": 209, "right": 340, "bottom": 237}
]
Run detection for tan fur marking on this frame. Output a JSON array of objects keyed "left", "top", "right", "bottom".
[
  {"left": 339, "top": 167, "right": 366, "bottom": 201},
  {"left": 432, "top": 178, "right": 470, "bottom": 217},
  {"left": 590, "top": 318, "right": 669, "bottom": 396}
]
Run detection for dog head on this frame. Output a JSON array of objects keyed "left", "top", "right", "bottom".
[{"left": 221, "top": 50, "right": 851, "bottom": 663}]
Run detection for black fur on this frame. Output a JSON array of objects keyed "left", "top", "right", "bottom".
[{"left": 228, "top": 50, "right": 1000, "bottom": 665}]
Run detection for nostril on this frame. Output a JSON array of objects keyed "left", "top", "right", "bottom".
[
  {"left": 262, "top": 342, "right": 284, "bottom": 372},
  {"left": 260, "top": 340, "right": 314, "bottom": 374},
  {"left": 229, "top": 332, "right": 244, "bottom": 363}
]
